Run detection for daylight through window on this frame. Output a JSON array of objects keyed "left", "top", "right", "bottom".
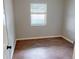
[{"left": 31, "top": 4, "right": 47, "bottom": 26}]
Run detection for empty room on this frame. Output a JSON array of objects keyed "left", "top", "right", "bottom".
[{"left": 3, "top": 0, "right": 75, "bottom": 59}]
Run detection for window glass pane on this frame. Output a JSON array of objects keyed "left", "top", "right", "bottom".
[
  {"left": 31, "top": 4, "right": 47, "bottom": 13},
  {"left": 31, "top": 14, "right": 46, "bottom": 26}
]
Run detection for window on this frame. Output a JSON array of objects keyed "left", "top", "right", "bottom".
[{"left": 31, "top": 4, "right": 47, "bottom": 26}]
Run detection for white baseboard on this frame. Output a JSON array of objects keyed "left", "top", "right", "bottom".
[
  {"left": 16, "top": 35, "right": 61, "bottom": 40},
  {"left": 61, "top": 35, "right": 74, "bottom": 44},
  {"left": 16, "top": 35, "right": 73, "bottom": 44}
]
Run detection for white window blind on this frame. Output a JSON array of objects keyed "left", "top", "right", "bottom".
[{"left": 31, "top": 4, "right": 47, "bottom": 26}]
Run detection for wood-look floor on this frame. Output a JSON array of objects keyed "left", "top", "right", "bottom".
[{"left": 13, "top": 37, "right": 74, "bottom": 59}]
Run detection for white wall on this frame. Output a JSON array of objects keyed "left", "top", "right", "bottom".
[
  {"left": 3, "top": 19, "right": 8, "bottom": 59},
  {"left": 4, "top": 0, "right": 16, "bottom": 59},
  {"left": 13, "top": 0, "right": 64, "bottom": 39},
  {"left": 62, "top": 0, "right": 75, "bottom": 41}
]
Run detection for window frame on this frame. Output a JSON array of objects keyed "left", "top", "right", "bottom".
[{"left": 30, "top": 3, "right": 47, "bottom": 26}]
